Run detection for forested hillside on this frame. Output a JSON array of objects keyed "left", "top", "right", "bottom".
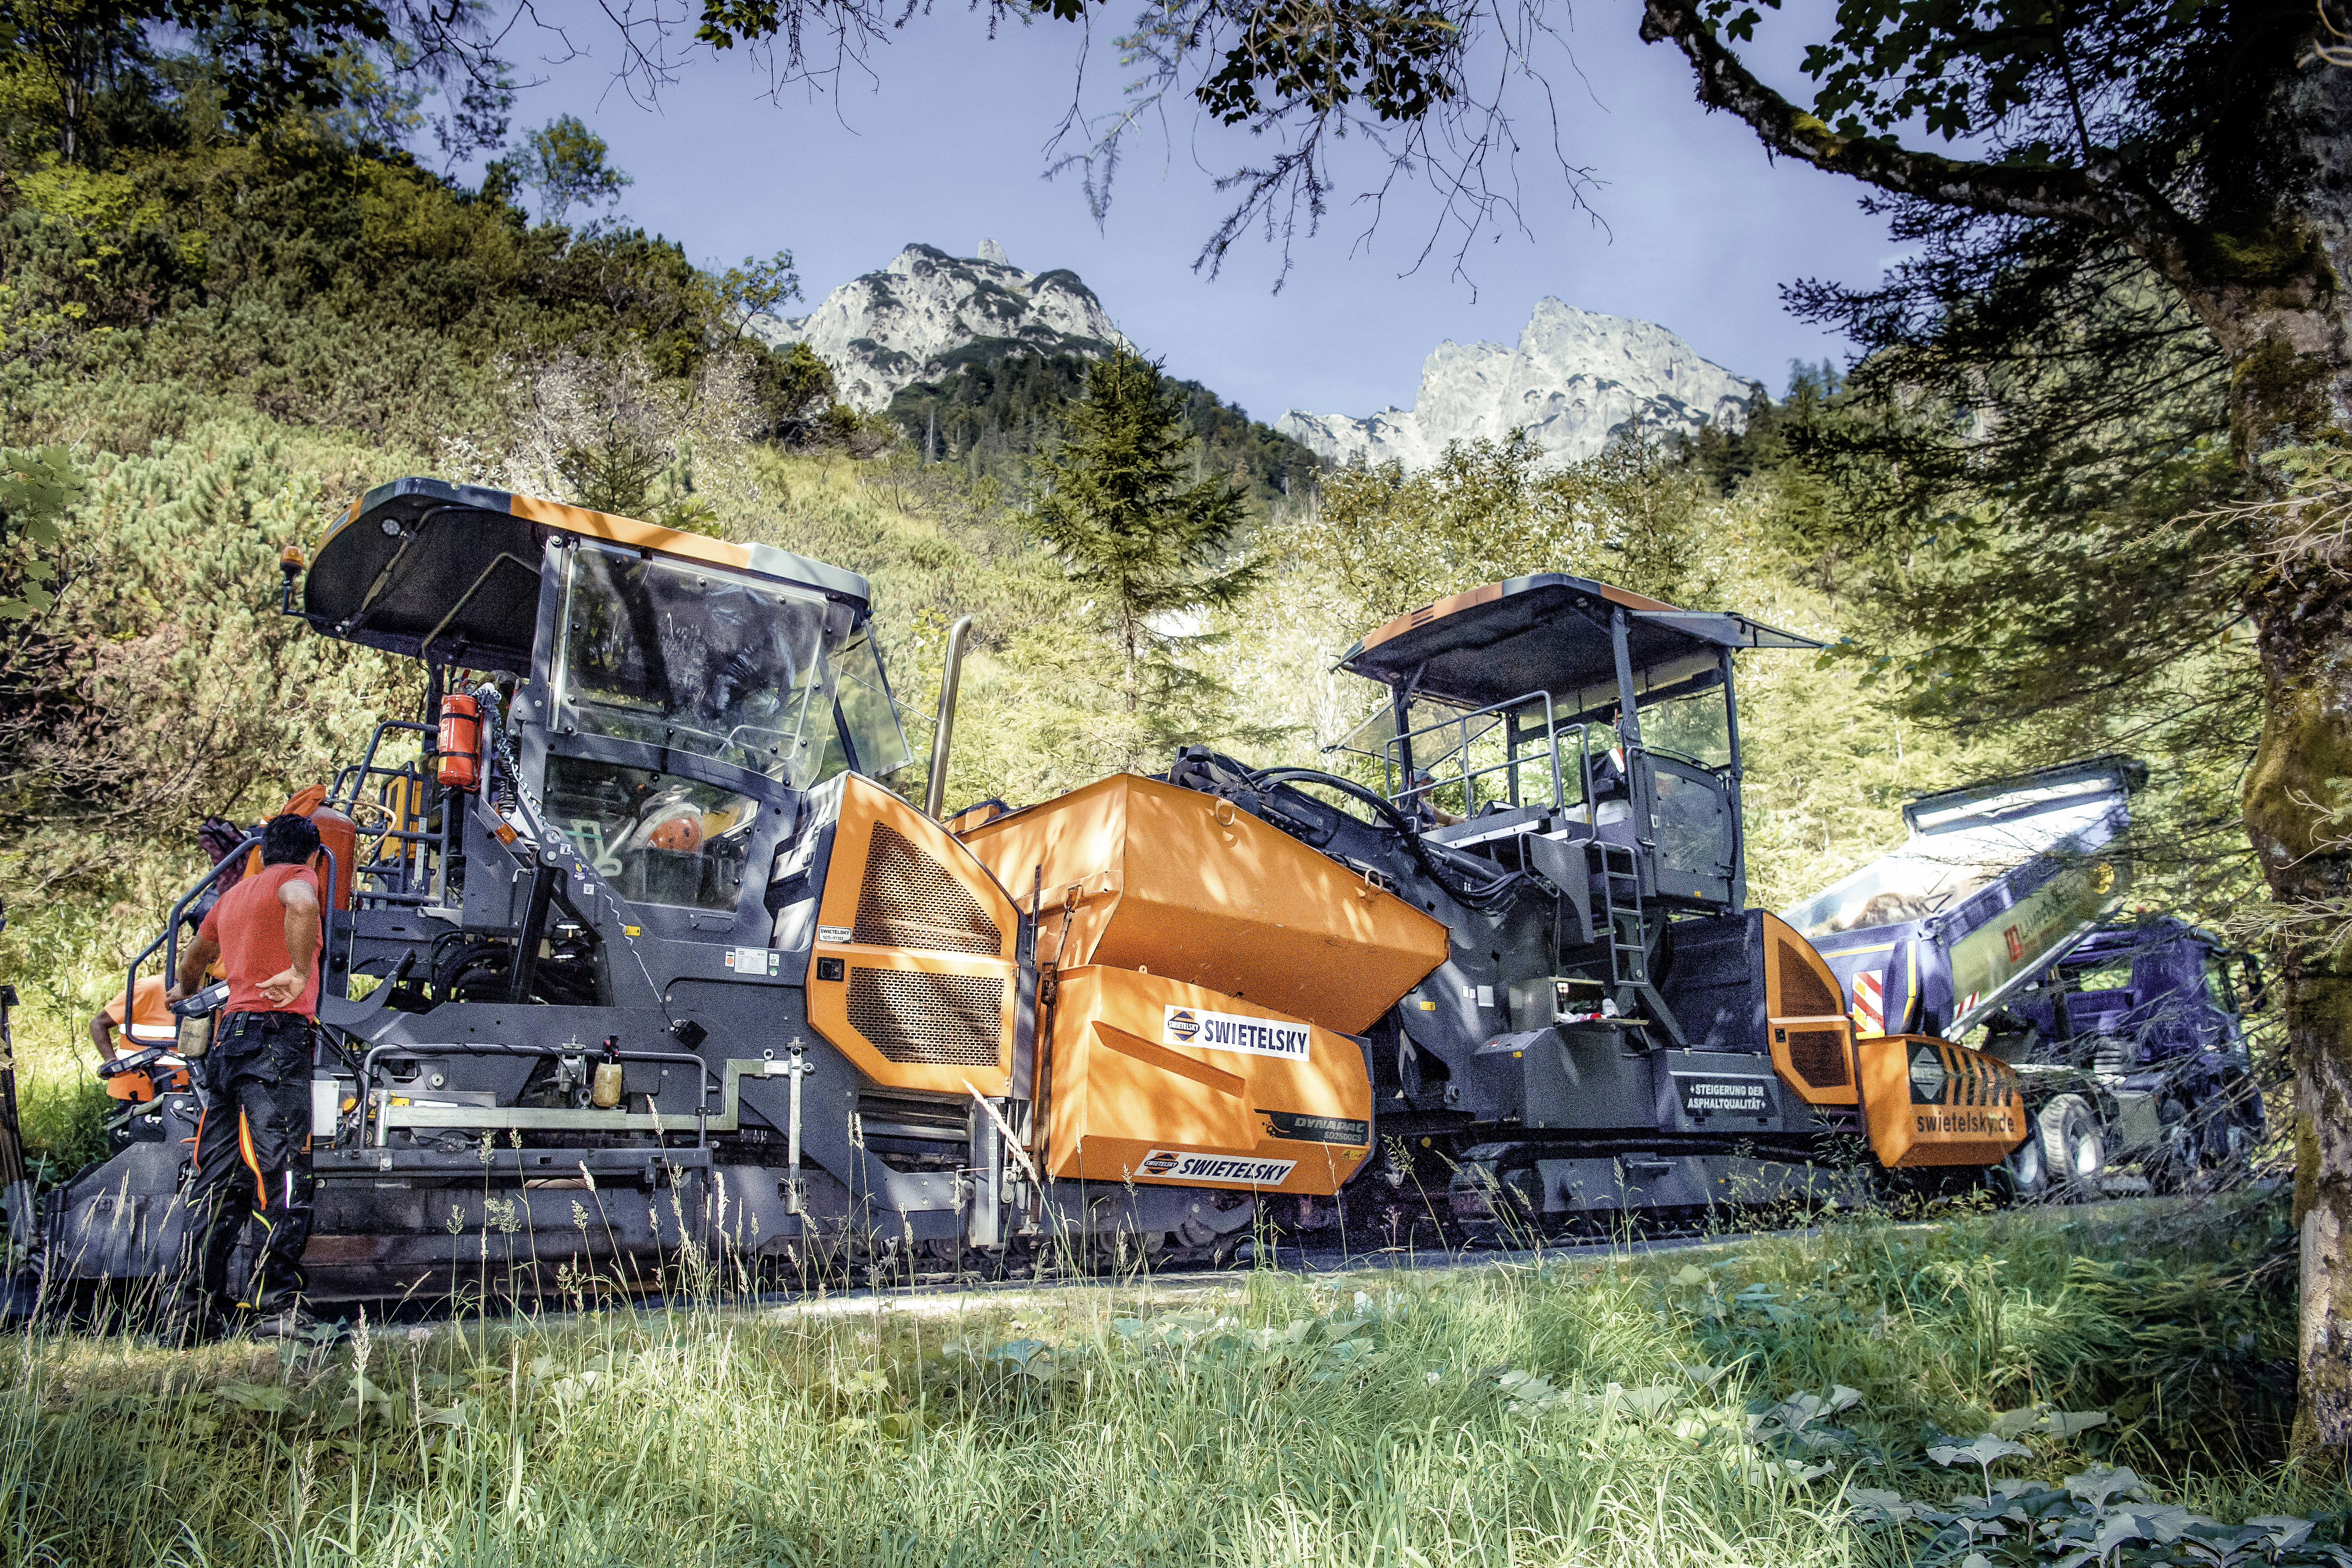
[
  {"left": 885, "top": 342, "right": 1319, "bottom": 514},
  {"left": 0, "top": 14, "right": 2265, "bottom": 1174}
]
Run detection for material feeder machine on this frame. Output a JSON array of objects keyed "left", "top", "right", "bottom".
[
  {"left": 1783, "top": 762, "right": 2267, "bottom": 1198},
  {"left": 33, "top": 491, "right": 2041, "bottom": 1307}
]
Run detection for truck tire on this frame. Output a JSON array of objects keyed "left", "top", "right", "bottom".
[
  {"left": 2001, "top": 1128, "right": 2050, "bottom": 1202},
  {"left": 2039, "top": 1094, "right": 2106, "bottom": 1200}
]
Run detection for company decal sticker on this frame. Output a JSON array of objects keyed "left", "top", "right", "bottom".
[
  {"left": 1260, "top": 1110, "right": 1370, "bottom": 1146},
  {"left": 1135, "top": 1149, "right": 1298, "bottom": 1186},
  {"left": 725, "top": 947, "right": 783, "bottom": 976},
  {"left": 1908, "top": 1045, "right": 1949, "bottom": 1104},
  {"left": 1913, "top": 1106, "right": 2021, "bottom": 1138},
  {"left": 817, "top": 925, "right": 852, "bottom": 944},
  {"left": 1162, "top": 1006, "right": 1310, "bottom": 1061}
]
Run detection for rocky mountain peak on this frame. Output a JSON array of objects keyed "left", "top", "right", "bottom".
[
  {"left": 1278, "top": 300, "right": 1759, "bottom": 473},
  {"left": 750, "top": 242, "right": 1128, "bottom": 412}
]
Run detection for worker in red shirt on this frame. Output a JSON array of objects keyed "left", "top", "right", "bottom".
[{"left": 167, "top": 813, "right": 326, "bottom": 1338}]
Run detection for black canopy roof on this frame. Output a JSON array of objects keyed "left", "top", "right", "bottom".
[
  {"left": 1337, "top": 574, "right": 1818, "bottom": 712},
  {"left": 301, "top": 476, "right": 871, "bottom": 672}
]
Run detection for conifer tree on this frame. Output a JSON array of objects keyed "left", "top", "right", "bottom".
[{"left": 1027, "top": 350, "right": 1263, "bottom": 768}]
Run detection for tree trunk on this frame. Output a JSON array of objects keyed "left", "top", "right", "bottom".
[
  {"left": 2207, "top": 225, "right": 2352, "bottom": 1447},
  {"left": 2239, "top": 412, "right": 2352, "bottom": 1449}
]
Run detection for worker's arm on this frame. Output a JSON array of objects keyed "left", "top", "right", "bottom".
[
  {"left": 88, "top": 1010, "right": 116, "bottom": 1060},
  {"left": 169, "top": 932, "right": 220, "bottom": 1002},
  {"left": 259, "top": 874, "right": 322, "bottom": 1008}
]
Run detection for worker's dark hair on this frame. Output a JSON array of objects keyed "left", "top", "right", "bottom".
[{"left": 260, "top": 813, "right": 322, "bottom": 868}]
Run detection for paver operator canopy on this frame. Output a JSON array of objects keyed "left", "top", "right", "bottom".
[{"left": 1330, "top": 572, "right": 1817, "bottom": 909}]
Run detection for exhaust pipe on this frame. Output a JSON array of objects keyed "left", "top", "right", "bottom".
[{"left": 923, "top": 615, "right": 973, "bottom": 819}]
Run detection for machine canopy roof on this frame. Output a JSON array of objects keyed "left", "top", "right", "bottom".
[
  {"left": 301, "top": 476, "right": 872, "bottom": 671},
  {"left": 1337, "top": 574, "right": 1819, "bottom": 713}
]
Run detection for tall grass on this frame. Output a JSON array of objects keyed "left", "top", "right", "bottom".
[{"left": 1, "top": 1193, "right": 2339, "bottom": 1568}]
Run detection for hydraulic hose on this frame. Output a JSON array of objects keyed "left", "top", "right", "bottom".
[{"left": 1243, "top": 765, "right": 1525, "bottom": 911}]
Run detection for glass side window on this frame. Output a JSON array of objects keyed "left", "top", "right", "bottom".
[
  {"left": 1640, "top": 685, "right": 1732, "bottom": 769},
  {"left": 542, "top": 755, "right": 760, "bottom": 910},
  {"left": 833, "top": 625, "right": 913, "bottom": 778},
  {"left": 554, "top": 546, "right": 833, "bottom": 783}
]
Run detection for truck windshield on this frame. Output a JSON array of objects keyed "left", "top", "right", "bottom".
[{"left": 553, "top": 545, "right": 836, "bottom": 784}]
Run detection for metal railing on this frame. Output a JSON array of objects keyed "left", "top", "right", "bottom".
[
  {"left": 329, "top": 719, "right": 442, "bottom": 907},
  {"left": 1384, "top": 690, "right": 1596, "bottom": 821}
]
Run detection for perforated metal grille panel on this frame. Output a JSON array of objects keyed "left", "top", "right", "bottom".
[
  {"left": 1773, "top": 938, "right": 1842, "bottom": 1018},
  {"left": 855, "top": 822, "right": 1002, "bottom": 956},
  {"left": 847, "top": 967, "right": 1005, "bottom": 1065},
  {"left": 1785, "top": 1029, "right": 1851, "bottom": 1089}
]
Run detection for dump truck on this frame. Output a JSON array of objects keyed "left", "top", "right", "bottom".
[
  {"left": 1780, "top": 761, "right": 2267, "bottom": 1198},
  {"left": 1974, "top": 915, "right": 2267, "bottom": 1195},
  {"left": 30, "top": 513, "right": 2041, "bottom": 1306}
]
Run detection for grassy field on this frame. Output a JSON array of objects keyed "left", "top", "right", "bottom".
[{"left": 1, "top": 1192, "right": 2337, "bottom": 1568}]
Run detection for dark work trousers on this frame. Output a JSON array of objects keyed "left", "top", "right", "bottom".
[{"left": 179, "top": 1012, "right": 315, "bottom": 1311}]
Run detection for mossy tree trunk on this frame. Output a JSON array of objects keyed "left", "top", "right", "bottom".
[{"left": 2224, "top": 291, "right": 2352, "bottom": 1451}]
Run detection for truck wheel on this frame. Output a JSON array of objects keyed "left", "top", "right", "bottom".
[
  {"left": 2039, "top": 1094, "right": 2106, "bottom": 1200},
  {"left": 2001, "top": 1128, "right": 2050, "bottom": 1202}
]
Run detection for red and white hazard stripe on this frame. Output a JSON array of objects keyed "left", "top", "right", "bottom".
[{"left": 1851, "top": 969, "right": 1887, "bottom": 1037}]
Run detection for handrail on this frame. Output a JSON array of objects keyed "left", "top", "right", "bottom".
[
  {"left": 359, "top": 1041, "right": 717, "bottom": 1146},
  {"left": 1384, "top": 689, "right": 1578, "bottom": 817},
  {"left": 332, "top": 720, "right": 433, "bottom": 813},
  {"left": 123, "top": 832, "right": 257, "bottom": 1042}
]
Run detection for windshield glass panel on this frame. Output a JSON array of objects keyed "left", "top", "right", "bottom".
[
  {"left": 555, "top": 547, "right": 833, "bottom": 783},
  {"left": 833, "top": 625, "right": 912, "bottom": 777},
  {"left": 543, "top": 756, "right": 760, "bottom": 911}
]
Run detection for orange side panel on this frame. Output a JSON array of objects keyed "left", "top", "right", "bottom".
[
  {"left": 1858, "top": 1034, "right": 2029, "bottom": 1168},
  {"left": 806, "top": 775, "right": 1020, "bottom": 1097},
  {"left": 504, "top": 491, "right": 762, "bottom": 580},
  {"left": 1044, "top": 966, "right": 1373, "bottom": 1195},
  {"left": 958, "top": 773, "right": 1450, "bottom": 1036},
  {"left": 1761, "top": 910, "right": 1845, "bottom": 1021},
  {"left": 1769, "top": 1015, "right": 1859, "bottom": 1105}
]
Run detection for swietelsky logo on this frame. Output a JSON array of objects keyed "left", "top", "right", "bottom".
[{"left": 1165, "top": 1008, "right": 1201, "bottom": 1042}]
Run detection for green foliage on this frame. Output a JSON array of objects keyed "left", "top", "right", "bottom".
[
  {"left": 0, "top": 1200, "right": 2334, "bottom": 1563},
  {"left": 1703, "top": 286, "right": 2263, "bottom": 930},
  {"left": 884, "top": 343, "right": 1318, "bottom": 517},
  {"left": 755, "top": 339, "right": 837, "bottom": 438},
  {"left": 557, "top": 434, "right": 664, "bottom": 517},
  {"left": 713, "top": 249, "right": 799, "bottom": 337},
  {"left": 0, "top": 442, "right": 82, "bottom": 618},
  {"left": 1296, "top": 428, "right": 1712, "bottom": 623},
  {"left": 513, "top": 113, "right": 632, "bottom": 226},
  {"left": 1026, "top": 349, "right": 1265, "bottom": 769}
]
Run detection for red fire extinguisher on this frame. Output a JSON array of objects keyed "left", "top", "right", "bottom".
[{"left": 436, "top": 693, "right": 482, "bottom": 789}]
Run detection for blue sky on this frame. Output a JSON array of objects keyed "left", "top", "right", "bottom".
[{"left": 471, "top": 0, "right": 1905, "bottom": 425}]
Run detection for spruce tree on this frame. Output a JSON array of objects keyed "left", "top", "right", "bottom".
[{"left": 1027, "top": 350, "right": 1263, "bottom": 768}]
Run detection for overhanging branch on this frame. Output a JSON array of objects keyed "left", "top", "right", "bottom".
[{"left": 1635, "top": 0, "right": 2197, "bottom": 273}]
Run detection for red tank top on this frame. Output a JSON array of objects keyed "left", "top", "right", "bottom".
[{"left": 198, "top": 862, "right": 322, "bottom": 1017}]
